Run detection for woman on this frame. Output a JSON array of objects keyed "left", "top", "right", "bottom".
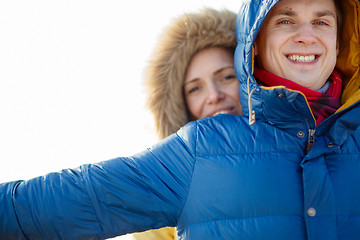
[
  {"left": 133, "top": 8, "right": 242, "bottom": 239},
  {"left": 144, "top": 8, "right": 241, "bottom": 139}
]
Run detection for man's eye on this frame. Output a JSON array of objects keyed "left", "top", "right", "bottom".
[
  {"left": 314, "top": 21, "right": 328, "bottom": 26},
  {"left": 279, "top": 20, "right": 291, "bottom": 24}
]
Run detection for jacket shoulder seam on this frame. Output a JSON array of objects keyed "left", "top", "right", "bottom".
[{"left": 175, "top": 121, "right": 199, "bottom": 224}]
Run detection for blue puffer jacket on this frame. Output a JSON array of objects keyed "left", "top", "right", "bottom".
[{"left": 1, "top": 0, "right": 360, "bottom": 239}]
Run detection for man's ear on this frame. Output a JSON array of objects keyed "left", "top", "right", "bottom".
[
  {"left": 253, "top": 41, "right": 259, "bottom": 56},
  {"left": 336, "top": 40, "right": 340, "bottom": 56}
]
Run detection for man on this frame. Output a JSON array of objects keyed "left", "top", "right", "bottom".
[
  {"left": 254, "top": 0, "right": 339, "bottom": 91},
  {"left": 1, "top": 0, "right": 360, "bottom": 239}
]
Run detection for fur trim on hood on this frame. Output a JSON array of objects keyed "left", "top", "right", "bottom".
[{"left": 144, "top": 8, "right": 237, "bottom": 139}]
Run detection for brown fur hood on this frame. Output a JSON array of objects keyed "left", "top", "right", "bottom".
[{"left": 144, "top": 8, "right": 237, "bottom": 139}]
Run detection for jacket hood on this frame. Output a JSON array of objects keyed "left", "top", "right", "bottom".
[
  {"left": 144, "top": 8, "right": 237, "bottom": 139},
  {"left": 234, "top": 0, "right": 360, "bottom": 125}
]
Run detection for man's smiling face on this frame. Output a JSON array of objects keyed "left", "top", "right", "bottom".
[{"left": 254, "top": 0, "right": 339, "bottom": 90}]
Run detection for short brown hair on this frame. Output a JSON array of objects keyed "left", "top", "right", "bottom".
[{"left": 333, "top": 0, "right": 343, "bottom": 41}]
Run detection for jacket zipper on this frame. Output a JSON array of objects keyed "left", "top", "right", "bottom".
[
  {"left": 307, "top": 128, "right": 316, "bottom": 153},
  {"left": 305, "top": 99, "right": 360, "bottom": 153}
]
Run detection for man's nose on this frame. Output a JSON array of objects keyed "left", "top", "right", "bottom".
[
  {"left": 293, "top": 23, "right": 317, "bottom": 44},
  {"left": 206, "top": 85, "right": 224, "bottom": 104}
]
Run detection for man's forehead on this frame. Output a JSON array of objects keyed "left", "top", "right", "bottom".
[{"left": 269, "top": 0, "right": 337, "bottom": 18}]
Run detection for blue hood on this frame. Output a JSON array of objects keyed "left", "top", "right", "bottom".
[
  {"left": 234, "top": 0, "right": 360, "bottom": 128},
  {"left": 234, "top": 0, "right": 280, "bottom": 123}
]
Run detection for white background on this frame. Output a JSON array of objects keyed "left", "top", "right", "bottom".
[{"left": 0, "top": 1, "right": 240, "bottom": 239}]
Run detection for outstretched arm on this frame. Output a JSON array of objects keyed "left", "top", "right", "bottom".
[{"left": 0, "top": 124, "right": 197, "bottom": 240}]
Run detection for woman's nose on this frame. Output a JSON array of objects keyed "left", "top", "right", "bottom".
[
  {"left": 206, "top": 85, "right": 224, "bottom": 104},
  {"left": 293, "top": 23, "right": 317, "bottom": 45}
]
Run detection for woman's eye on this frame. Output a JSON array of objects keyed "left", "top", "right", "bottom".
[
  {"left": 222, "top": 75, "right": 236, "bottom": 81},
  {"left": 187, "top": 86, "right": 200, "bottom": 94}
]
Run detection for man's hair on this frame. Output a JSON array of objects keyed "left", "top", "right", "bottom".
[{"left": 333, "top": 0, "right": 343, "bottom": 42}]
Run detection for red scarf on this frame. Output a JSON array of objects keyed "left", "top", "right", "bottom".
[{"left": 253, "top": 67, "right": 342, "bottom": 125}]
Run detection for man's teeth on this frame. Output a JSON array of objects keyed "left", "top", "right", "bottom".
[
  {"left": 288, "top": 55, "right": 315, "bottom": 62},
  {"left": 213, "top": 110, "right": 229, "bottom": 116}
]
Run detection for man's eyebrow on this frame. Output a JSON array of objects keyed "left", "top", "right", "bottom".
[
  {"left": 315, "top": 10, "right": 336, "bottom": 19},
  {"left": 273, "top": 9, "right": 296, "bottom": 17},
  {"left": 272, "top": 9, "right": 336, "bottom": 19}
]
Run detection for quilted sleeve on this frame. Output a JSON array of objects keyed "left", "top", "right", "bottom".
[{"left": 0, "top": 122, "right": 197, "bottom": 240}]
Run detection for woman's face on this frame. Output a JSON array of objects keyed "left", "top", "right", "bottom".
[{"left": 184, "top": 47, "right": 243, "bottom": 120}]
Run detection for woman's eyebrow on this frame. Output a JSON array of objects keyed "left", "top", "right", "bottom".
[
  {"left": 214, "top": 66, "right": 234, "bottom": 75},
  {"left": 184, "top": 78, "right": 200, "bottom": 86}
]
